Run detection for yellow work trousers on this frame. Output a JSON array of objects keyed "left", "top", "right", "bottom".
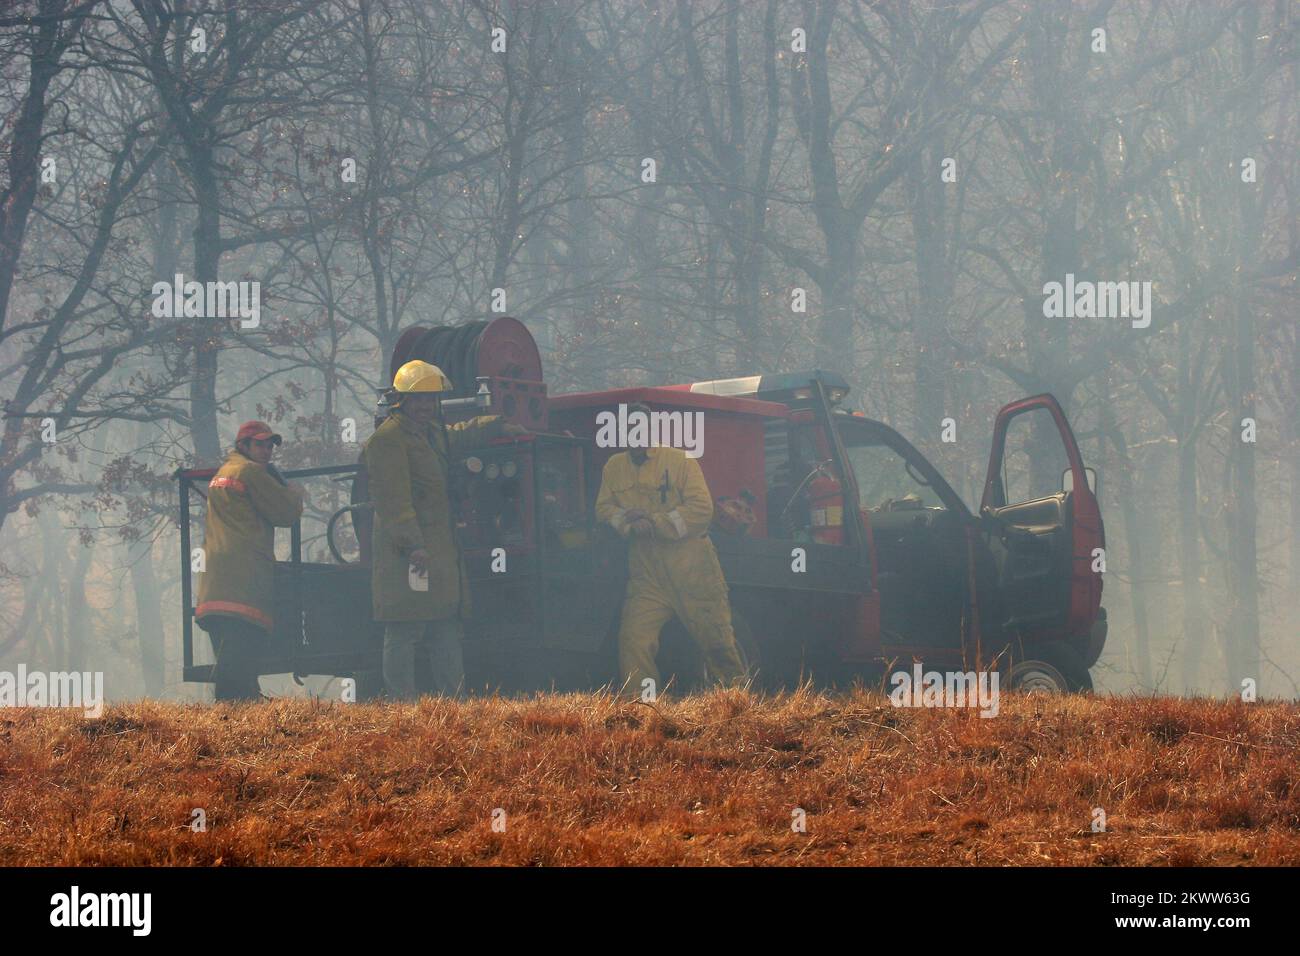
[{"left": 618, "top": 536, "right": 745, "bottom": 698}]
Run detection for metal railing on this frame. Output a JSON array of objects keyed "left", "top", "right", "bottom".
[{"left": 174, "top": 463, "right": 362, "bottom": 678}]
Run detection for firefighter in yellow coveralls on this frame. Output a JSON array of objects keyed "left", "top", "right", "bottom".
[{"left": 595, "top": 405, "right": 746, "bottom": 697}]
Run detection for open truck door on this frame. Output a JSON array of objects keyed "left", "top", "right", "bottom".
[{"left": 979, "top": 394, "right": 1104, "bottom": 641}]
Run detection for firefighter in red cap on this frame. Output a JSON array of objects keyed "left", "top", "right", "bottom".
[{"left": 195, "top": 421, "right": 304, "bottom": 701}]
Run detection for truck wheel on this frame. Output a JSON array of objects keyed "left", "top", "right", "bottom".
[
  {"left": 1009, "top": 643, "right": 1093, "bottom": 694},
  {"left": 1008, "top": 659, "right": 1070, "bottom": 694}
]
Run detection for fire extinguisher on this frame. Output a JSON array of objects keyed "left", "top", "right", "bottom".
[{"left": 808, "top": 465, "right": 844, "bottom": 545}]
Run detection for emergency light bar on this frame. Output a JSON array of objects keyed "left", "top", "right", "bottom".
[
  {"left": 688, "top": 370, "right": 851, "bottom": 405},
  {"left": 688, "top": 375, "right": 763, "bottom": 397}
]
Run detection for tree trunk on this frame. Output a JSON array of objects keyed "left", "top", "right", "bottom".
[
  {"left": 909, "top": 143, "right": 951, "bottom": 455},
  {"left": 1099, "top": 391, "right": 1152, "bottom": 687},
  {"left": 128, "top": 534, "right": 165, "bottom": 697},
  {"left": 560, "top": 13, "right": 594, "bottom": 325},
  {"left": 0, "top": 4, "right": 69, "bottom": 332},
  {"left": 1292, "top": 407, "right": 1300, "bottom": 636},
  {"left": 1176, "top": 441, "right": 1209, "bottom": 691},
  {"left": 1223, "top": 7, "right": 1261, "bottom": 693},
  {"left": 188, "top": 151, "right": 223, "bottom": 464},
  {"left": 65, "top": 539, "right": 93, "bottom": 672},
  {"left": 817, "top": 231, "right": 857, "bottom": 371}
]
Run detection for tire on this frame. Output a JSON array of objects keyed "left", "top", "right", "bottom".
[
  {"left": 1009, "top": 641, "right": 1093, "bottom": 694},
  {"left": 1008, "top": 659, "right": 1070, "bottom": 694}
]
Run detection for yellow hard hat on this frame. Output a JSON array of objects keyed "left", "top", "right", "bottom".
[{"left": 392, "top": 359, "right": 452, "bottom": 394}]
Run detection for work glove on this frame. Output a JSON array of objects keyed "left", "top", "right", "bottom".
[{"left": 628, "top": 518, "right": 655, "bottom": 537}]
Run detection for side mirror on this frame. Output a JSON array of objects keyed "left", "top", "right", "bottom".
[{"left": 1062, "top": 467, "right": 1097, "bottom": 496}]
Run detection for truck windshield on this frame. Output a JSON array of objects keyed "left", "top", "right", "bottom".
[{"left": 843, "top": 435, "right": 946, "bottom": 512}]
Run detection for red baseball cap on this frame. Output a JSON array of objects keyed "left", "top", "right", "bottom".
[{"left": 235, "top": 420, "right": 282, "bottom": 445}]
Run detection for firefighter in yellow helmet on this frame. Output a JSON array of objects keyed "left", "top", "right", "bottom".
[
  {"left": 363, "top": 359, "right": 525, "bottom": 698},
  {"left": 595, "top": 403, "right": 746, "bottom": 698}
]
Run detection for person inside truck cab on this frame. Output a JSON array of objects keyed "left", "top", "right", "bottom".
[
  {"left": 195, "top": 420, "right": 305, "bottom": 702},
  {"left": 596, "top": 403, "right": 747, "bottom": 698},
  {"left": 363, "top": 360, "right": 526, "bottom": 700}
]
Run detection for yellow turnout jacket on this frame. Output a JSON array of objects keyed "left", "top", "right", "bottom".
[
  {"left": 363, "top": 410, "right": 504, "bottom": 622},
  {"left": 595, "top": 446, "right": 727, "bottom": 601},
  {"left": 196, "top": 450, "right": 304, "bottom": 632},
  {"left": 596, "top": 446, "right": 715, "bottom": 545}
]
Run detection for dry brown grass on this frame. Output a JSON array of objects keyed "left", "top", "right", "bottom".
[{"left": 1, "top": 690, "right": 1298, "bottom": 865}]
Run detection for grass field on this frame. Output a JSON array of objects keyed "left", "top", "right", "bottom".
[{"left": 1, "top": 689, "right": 1297, "bottom": 865}]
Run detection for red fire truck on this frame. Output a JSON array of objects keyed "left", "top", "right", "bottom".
[{"left": 176, "top": 318, "right": 1107, "bottom": 695}]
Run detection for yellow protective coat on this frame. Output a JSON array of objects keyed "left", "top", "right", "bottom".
[
  {"left": 363, "top": 409, "right": 504, "bottom": 622},
  {"left": 196, "top": 450, "right": 304, "bottom": 632},
  {"left": 595, "top": 446, "right": 745, "bottom": 694}
]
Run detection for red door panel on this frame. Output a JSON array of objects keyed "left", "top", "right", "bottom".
[{"left": 982, "top": 394, "right": 1104, "bottom": 637}]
